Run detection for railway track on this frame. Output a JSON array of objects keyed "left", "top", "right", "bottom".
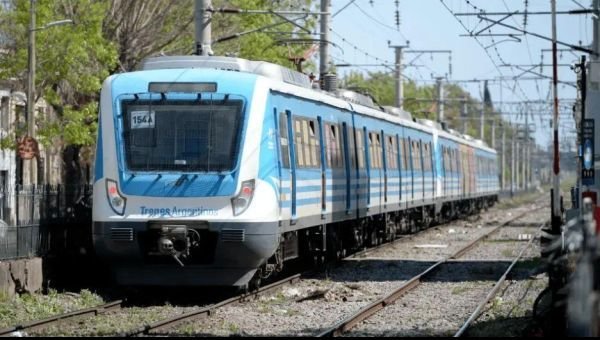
[
  {"left": 6, "top": 202, "right": 539, "bottom": 337},
  {"left": 0, "top": 300, "right": 122, "bottom": 336},
  {"left": 454, "top": 221, "right": 546, "bottom": 337},
  {"left": 317, "top": 205, "right": 546, "bottom": 337},
  {"left": 122, "top": 274, "right": 301, "bottom": 336}
]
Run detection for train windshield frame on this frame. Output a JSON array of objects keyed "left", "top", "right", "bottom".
[{"left": 120, "top": 94, "right": 245, "bottom": 173}]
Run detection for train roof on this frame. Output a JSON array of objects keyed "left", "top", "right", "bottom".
[{"left": 138, "top": 55, "right": 496, "bottom": 154}]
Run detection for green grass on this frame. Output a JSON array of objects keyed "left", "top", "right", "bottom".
[
  {"left": 451, "top": 286, "right": 469, "bottom": 295},
  {"left": 0, "top": 289, "right": 104, "bottom": 329}
]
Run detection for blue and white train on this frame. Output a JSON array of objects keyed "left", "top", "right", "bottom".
[{"left": 92, "top": 56, "right": 499, "bottom": 288}]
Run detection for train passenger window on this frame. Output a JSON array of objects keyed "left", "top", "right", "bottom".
[
  {"left": 442, "top": 147, "right": 447, "bottom": 172},
  {"left": 378, "top": 133, "right": 383, "bottom": 169},
  {"left": 294, "top": 119, "right": 305, "bottom": 167},
  {"left": 347, "top": 125, "right": 356, "bottom": 168},
  {"left": 412, "top": 141, "right": 421, "bottom": 171},
  {"left": 386, "top": 135, "right": 398, "bottom": 169},
  {"left": 325, "top": 123, "right": 343, "bottom": 168},
  {"left": 423, "top": 143, "right": 431, "bottom": 172},
  {"left": 368, "top": 133, "right": 374, "bottom": 168},
  {"left": 355, "top": 128, "right": 365, "bottom": 168},
  {"left": 279, "top": 112, "right": 290, "bottom": 168},
  {"left": 401, "top": 138, "right": 409, "bottom": 170},
  {"left": 293, "top": 118, "right": 321, "bottom": 168},
  {"left": 308, "top": 120, "right": 320, "bottom": 167},
  {"left": 368, "top": 132, "right": 383, "bottom": 169}
]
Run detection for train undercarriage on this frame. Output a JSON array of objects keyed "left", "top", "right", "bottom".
[{"left": 248, "top": 195, "right": 498, "bottom": 290}]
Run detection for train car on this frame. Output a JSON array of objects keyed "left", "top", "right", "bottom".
[{"left": 92, "top": 56, "right": 498, "bottom": 288}]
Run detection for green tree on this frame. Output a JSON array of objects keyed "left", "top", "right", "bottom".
[{"left": 0, "top": 0, "right": 118, "bottom": 149}]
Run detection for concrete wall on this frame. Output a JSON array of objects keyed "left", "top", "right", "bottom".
[{"left": 0, "top": 258, "right": 43, "bottom": 298}]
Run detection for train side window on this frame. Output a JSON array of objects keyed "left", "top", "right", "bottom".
[
  {"left": 376, "top": 133, "right": 383, "bottom": 169},
  {"left": 368, "top": 131, "right": 381, "bottom": 169},
  {"left": 411, "top": 141, "right": 420, "bottom": 171},
  {"left": 335, "top": 124, "right": 344, "bottom": 167},
  {"left": 355, "top": 128, "right": 365, "bottom": 168},
  {"left": 368, "top": 132, "right": 374, "bottom": 168},
  {"left": 292, "top": 117, "right": 320, "bottom": 169},
  {"left": 442, "top": 146, "right": 447, "bottom": 172},
  {"left": 423, "top": 143, "right": 431, "bottom": 172},
  {"left": 401, "top": 138, "right": 408, "bottom": 170},
  {"left": 308, "top": 120, "right": 320, "bottom": 168},
  {"left": 387, "top": 135, "right": 397, "bottom": 169},
  {"left": 325, "top": 123, "right": 343, "bottom": 168},
  {"left": 302, "top": 120, "right": 311, "bottom": 167},
  {"left": 294, "top": 119, "right": 304, "bottom": 167},
  {"left": 347, "top": 125, "right": 356, "bottom": 168},
  {"left": 279, "top": 112, "right": 290, "bottom": 168}
]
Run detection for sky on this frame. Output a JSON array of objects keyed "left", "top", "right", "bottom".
[{"left": 328, "top": 0, "right": 592, "bottom": 150}]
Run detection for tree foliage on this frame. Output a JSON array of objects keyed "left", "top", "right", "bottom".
[
  {"left": 0, "top": 0, "right": 117, "bottom": 149},
  {"left": 0, "top": 0, "right": 317, "bottom": 152}
]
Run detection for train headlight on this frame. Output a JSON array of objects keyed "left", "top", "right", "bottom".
[
  {"left": 106, "top": 179, "right": 126, "bottom": 215},
  {"left": 231, "top": 179, "right": 255, "bottom": 216}
]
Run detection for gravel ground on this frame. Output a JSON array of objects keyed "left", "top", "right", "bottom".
[
  {"left": 154, "top": 200, "right": 549, "bottom": 337},
  {"left": 15, "top": 195, "right": 548, "bottom": 337},
  {"left": 345, "top": 205, "right": 549, "bottom": 337}
]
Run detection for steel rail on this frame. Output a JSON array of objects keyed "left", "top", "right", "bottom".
[
  {"left": 124, "top": 274, "right": 301, "bottom": 336},
  {"left": 454, "top": 222, "right": 546, "bottom": 337},
  {"left": 317, "top": 205, "right": 545, "bottom": 337},
  {"left": 0, "top": 300, "right": 123, "bottom": 336}
]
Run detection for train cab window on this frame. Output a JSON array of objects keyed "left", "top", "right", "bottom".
[
  {"left": 326, "top": 123, "right": 343, "bottom": 168},
  {"left": 279, "top": 112, "right": 290, "bottom": 168}
]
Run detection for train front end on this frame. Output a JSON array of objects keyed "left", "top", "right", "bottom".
[{"left": 92, "top": 64, "right": 279, "bottom": 287}]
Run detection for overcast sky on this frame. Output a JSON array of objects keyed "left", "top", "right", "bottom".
[{"left": 329, "top": 0, "right": 591, "bottom": 149}]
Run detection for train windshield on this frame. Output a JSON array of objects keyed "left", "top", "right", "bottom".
[{"left": 122, "top": 97, "right": 244, "bottom": 172}]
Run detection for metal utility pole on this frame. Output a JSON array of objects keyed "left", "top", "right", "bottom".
[
  {"left": 480, "top": 101, "right": 485, "bottom": 140},
  {"left": 516, "top": 139, "right": 521, "bottom": 190},
  {"left": 501, "top": 124, "right": 506, "bottom": 190},
  {"left": 195, "top": 0, "right": 214, "bottom": 56},
  {"left": 436, "top": 77, "right": 445, "bottom": 122},
  {"left": 524, "top": 112, "right": 529, "bottom": 190},
  {"left": 391, "top": 43, "right": 409, "bottom": 110},
  {"left": 511, "top": 129, "right": 515, "bottom": 196},
  {"left": 25, "top": 0, "right": 36, "bottom": 185},
  {"left": 491, "top": 120, "right": 496, "bottom": 148},
  {"left": 319, "top": 0, "right": 331, "bottom": 78},
  {"left": 551, "top": 0, "right": 561, "bottom": 229},
  {"left": 462, "top": 99, "right": 468, "bottom": 133}
]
